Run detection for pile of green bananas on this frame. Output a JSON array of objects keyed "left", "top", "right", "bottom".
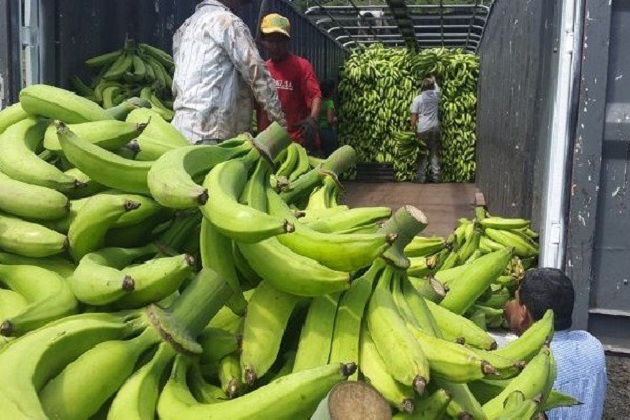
[
  {"left": 70, "top": 39, "right": 175, "bottom": 120},
  {"left": 403, "top": 206, "right": 540, "bottom": 332},
  {"left": 337, "top": 45, "right": 479, "bottom": 182},
  {"left": 0, "top": 84, "right": 578, "bottom": 419}
]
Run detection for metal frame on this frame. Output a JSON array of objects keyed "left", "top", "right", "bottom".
[
  {"left": 538, "top": 0, "right": 584, "bottom": 270},
  {"left": 302, "top": 1, "right": 495, "bottom": 52}
]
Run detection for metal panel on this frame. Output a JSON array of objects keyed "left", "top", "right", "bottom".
[
  {"left": 36, "top": 0, "right": 344, "bottom": 89},
  {"left": 475, "top": 0, "right": 559, "bottom": 225},
  {"left": 565, "top": 0, "right": 613, "bottom": 332},
  {"left": 580, "top": 0, "right": 630, "bottom": 347},
  {"left": 44, "top": 0, "right": 198, "bottom": 87},
  {"left": 0, "top": 0, "right": 21, "bottom": 106}
]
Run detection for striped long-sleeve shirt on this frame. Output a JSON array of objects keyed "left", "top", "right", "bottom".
[
  {"left": 490, "top": 329, "right": 607, "bottom": 419},
  {"left": 171, "top": 0, "right": 285, "bottom": 143},
  {"left": 547, "top": 330, "right": 607, "bottom": 420}
]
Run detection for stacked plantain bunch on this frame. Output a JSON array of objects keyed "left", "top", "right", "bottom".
[
  {"left": 337, "top": 45, "right": 479, "bottom": 182},
  {"left": 0, "top": 84, "right": 579, "bottom": 419},
  {"left": 0, "top": 83, "right": 365, "bottom": 419},
  {"left": 404, "top": 206, "right": 540, "bottom": 333},
  {"left": 70, "top": 39, "right": 175, "bottom": 121}
]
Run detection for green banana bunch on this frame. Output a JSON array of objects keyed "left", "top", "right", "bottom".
[
  {"left": 0, "top": 118, "right": 83, "bottom": 191},
  {"left": 39, "top": 328, "right": 162, "bottom": 419},
  {"left": 0, "top": 264, "right": 78, "bottom": 336},
  {"left": 157, "top": 360, "right": 357, "bottom": 420},
  {"left": 360, "top": 327, "right": 416, "bottom": 413},
  {"left": 268, "top": 188, "right": 395, "bottom": 272},
  {"left": 72, "top": 39, "right": 176, "bottom": 119},
  {"left": 0, "top": 88, "right": 570, "bottom": 419},
  {"left": 107, "top": 342, "right": 176, "bottom": 419},
  {"left": 0, "top": 311, "right": 142, "bottom": 418},
  {"left": 328, "top": 260, "right": 386, "bottom": 378},
  {"left": 367, "top": 272, "right": 430, "bottom": 395},
  {"left": 0, "top": 103, "right": 29, "bottom": 134},
  {"left": 338, "top": 46, "right": 479, "bottom": 182},
  {"left": 70, "top": 245, "right": 155, "bottom": 305},
  {"left": 240, "top": 281, "right": 302, "bottom": 384},
  {"left": 236, "top": 155, "right": 351, "bottom": 297},
  {"left": 67, "top": 192, "right": 142, "bottom": 261},
  {"left": 0, "top": 212, "right": 68, "bottom": 257},
  {"left": 57, "top": 121, "right": 153, "bottom": 194},
  {"left": 148, "top": 138, "right": 254, "bottom": 209},
  {"left": 293, "top": 292, "right": 342, "bottom": 373},
  {"left": 113, "top": 253, "right": 195, "bottom": 309},
  {"left": 482, "top": 347, "right": 556, "bottom": 418}
]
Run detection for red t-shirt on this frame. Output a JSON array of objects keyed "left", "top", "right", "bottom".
[{"left": 258, "top": 54, "right": 322, "bottom": 144}]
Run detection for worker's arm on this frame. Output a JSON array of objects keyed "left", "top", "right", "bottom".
[
  {"left": 310, "top": 97, "right": 322, "bottom": 120},
  {"left": 430, "top": 74, "right": 441, "bottom": 94},
  {"left": 410, "top": 96, "right": 420, "bottom": 130},
  {"left": 300, "top": 58, "right": 322, "bottom": 122},
  {"left": 219, "top": 16, "right": 286, "bottom": 127},
  {"left": 327, "top": 105, "right": 337, "bottom": 126}
]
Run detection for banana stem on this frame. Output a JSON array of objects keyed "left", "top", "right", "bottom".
[
  {"left": 147, "top": 268, "right": 234, "bottom": 355},
  {"left": 320, "top": 145, "right": 357, "bottom": 175},
  {"left": 280, "top": 145, "right": 357, "bottom": 203},
  {"left": 378, "top": 205, "right": 428, "bottom": 269},
  {"left": 417, "top": 275, "right": 448, "bottom": 304},
  {"left": 252, "top": 122, "right": 292, "bottom": 162},
  {"left": 311, "top": 381, "right": 390, "bottom": 420},
  {"left": 170, "top": 268, "right": 233, "bottom": 338}
]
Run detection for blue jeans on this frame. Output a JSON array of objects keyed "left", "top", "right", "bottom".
[
  {"left": 319, "top": 127, "right": 338, "bottom": 158},
  {"left": 417, "top": 129, "right": 441, "bottom": 182}
]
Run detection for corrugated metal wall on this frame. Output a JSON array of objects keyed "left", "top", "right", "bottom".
[
  {"left": 475, "top": 0, "right": 560, "bottom": 226},
  {"left": 38, "top": 0, "right": 345, "bottom": 89}
]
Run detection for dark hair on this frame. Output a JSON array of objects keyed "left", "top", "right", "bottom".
[
  {"left": 421, "top": 78, "right": 435, "bottom": 91},
  {"left": 518, "top": 267, "right": 575, "bottom": 330},
  {"left": 320, "top": 79, "right": 336, "bottom": 98}
]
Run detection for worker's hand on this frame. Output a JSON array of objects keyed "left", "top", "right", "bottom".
[{"left": 298, "top": 116, "right": 319, "bottom": 148}]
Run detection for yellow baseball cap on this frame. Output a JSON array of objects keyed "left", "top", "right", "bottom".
[{"left": 261, "top": 13, "right": 291, "bottom": 38}]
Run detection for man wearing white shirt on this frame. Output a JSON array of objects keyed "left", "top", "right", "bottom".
[{"left": 171, "top": 0, "right": 286, "bottom": 144}]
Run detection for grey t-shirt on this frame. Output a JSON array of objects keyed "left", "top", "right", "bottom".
[{"left": 411, "top": 89, "right": 440, "bottom": 133}]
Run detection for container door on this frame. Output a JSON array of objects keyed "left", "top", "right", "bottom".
[
  {"left": 587, "top": 1, "right": 630, "bottom": 352},
  {"left": 0, "top": 0, "right": 22, "bottom": 106}
]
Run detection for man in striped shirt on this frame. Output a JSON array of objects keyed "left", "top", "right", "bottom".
[
  {"left": 171, "top": 0, "right": 286, "bottom": 144},
  {"left": 504, "top": 268, "right": 607, "bottom": 419}
]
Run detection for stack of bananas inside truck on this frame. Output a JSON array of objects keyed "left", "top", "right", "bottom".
[
  {"left": 338, "top": 45, "right": 479, "bottom": 182},
  {"left": 70, "top": 39, "right": 175, "bottom": 121},
  {"left": 0, "top": 83, "right": 580, "bottom": 419}
]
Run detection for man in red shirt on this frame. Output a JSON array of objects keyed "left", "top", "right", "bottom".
[{"left": 257, "top": 13, "right": 322, "bottom": 153}]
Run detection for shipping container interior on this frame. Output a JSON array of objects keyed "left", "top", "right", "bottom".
[{"left": 1, "top": 0, "right": 629, "bottom": 351}]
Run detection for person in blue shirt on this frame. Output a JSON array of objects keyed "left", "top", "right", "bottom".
[{"left": 503, "top": 267, "right": 607, "bottom": 419}]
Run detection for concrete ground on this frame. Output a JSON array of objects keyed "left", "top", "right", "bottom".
[
  {"left": 604, "top": 355, "right": 630, "bottom": 419},
  {"left": 340, "top": 181, "right": 478, "bottom": 237}
]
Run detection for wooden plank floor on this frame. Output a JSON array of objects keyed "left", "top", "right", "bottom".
[{"left": 340, "top": 182, "right": 478, "bottom": 238}]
